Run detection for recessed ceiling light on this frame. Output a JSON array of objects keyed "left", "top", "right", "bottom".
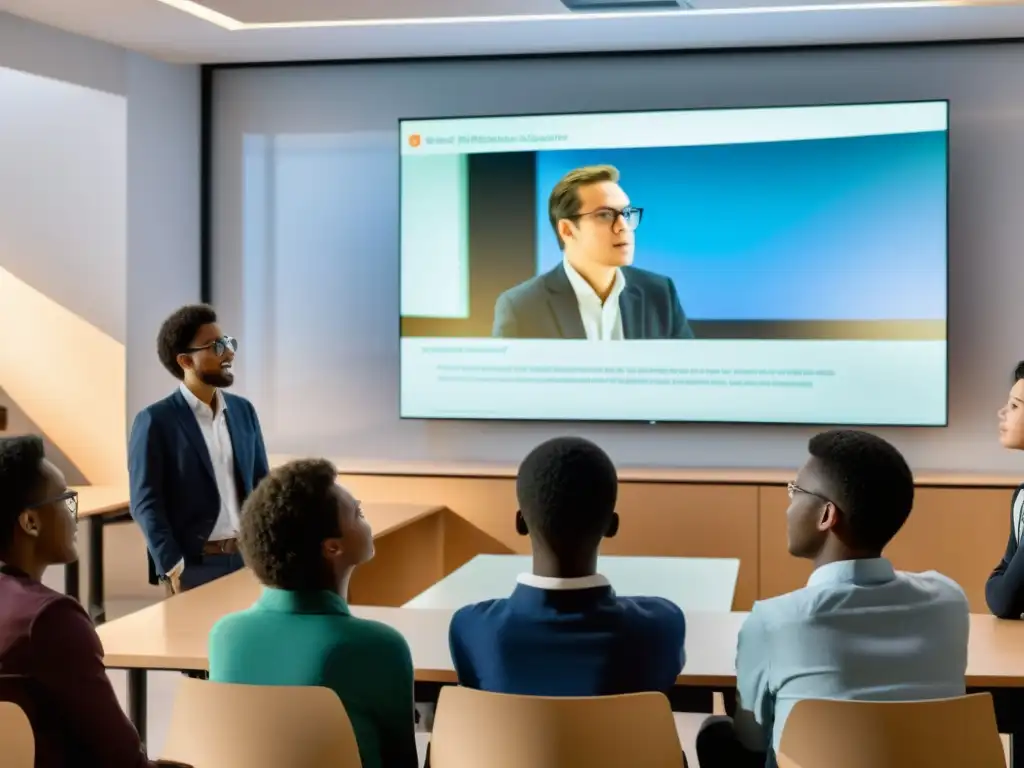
[{"left": 153, "top": 0, "right": 978, "bottom": 31}]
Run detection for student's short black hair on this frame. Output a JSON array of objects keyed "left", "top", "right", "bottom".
[
  {"left": 516, "top": 437, "right": 618, "bottom": 553},
  {"left": 1014, "top": 361, "right": 1024, "bottom": 383},
  {"left": 0, "top": 436, "right": 46, "bottom": 553},
  {"left": 156, "top": 304, "right": 218, "bottom": 380},
  {"left": 239, "top": 458, "right": 342, "bottom": 591},
  {"left": 808, "top": 429, "right": 914, "bottom": 552}
]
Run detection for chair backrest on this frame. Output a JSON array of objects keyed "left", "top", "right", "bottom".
[
  {"left": 0, "top": 701, "right": 34, "bottom": 768},
  {"left": 429, "top": 686, "right": 684, "bottom": 768},
  {"left": 777, "top": 694, "right": 1005, "bottom": 768},
  {"left": 162, "top": 678, "right": 362, "bottom": 768}
]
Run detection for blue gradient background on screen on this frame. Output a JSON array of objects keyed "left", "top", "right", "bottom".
[{"left": 534, "top": 131, "right": 947, "bottom": 321}]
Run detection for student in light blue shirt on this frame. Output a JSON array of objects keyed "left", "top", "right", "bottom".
[{"left": 697, "top": 429, "right": 970, "bottom": 768}]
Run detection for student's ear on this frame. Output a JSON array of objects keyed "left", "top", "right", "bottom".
[
  {"left": 515, "top": 510, "right": 528, "bottom": 536},
  {"left": 819, "top": 502, "right": 840, "bottom": 533},
  {"left": 604, "top": 512, "right": 620, "bottom": 539},
  {"left": 322, "top": 538, "right": 343, "bottom": 558},
  {"left": 18, "top": 510, "right": 41, "bottom": 539}
]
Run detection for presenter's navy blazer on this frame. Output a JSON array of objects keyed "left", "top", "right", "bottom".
[
  {"left": 449, "top": 578, "right": 686, "bottom": 696},
  {"left": 128, "top": 389, "right": 269, "bottom": 583},
  {"left": 492, "top": 265, "right": 695, "bottom": 340}
]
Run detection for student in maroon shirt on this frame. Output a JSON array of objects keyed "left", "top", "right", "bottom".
[{"left": 0, "top": 435, "right": 189, "bottom": 768}]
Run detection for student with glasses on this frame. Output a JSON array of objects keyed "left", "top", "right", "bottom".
[
  {"left": 0, "top": 435, "right": 190, "bottom": 768},
  {"left": 129, "top": 304, "right": 269, "bottom": 596},
  {"left": 697, "top": 430, "right": 969, "bottom": 768},
  {"left": 492, "top": 164, "right": 695, "bottom": 341}
]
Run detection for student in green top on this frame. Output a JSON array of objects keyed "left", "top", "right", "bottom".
[{"left": 208, "top": 458, "right": 418, "bottom": 768}]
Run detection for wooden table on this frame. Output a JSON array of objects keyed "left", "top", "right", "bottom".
[
  {"left": 404, "top": 554, "right": 740, "bottom": 612},
  {"left": 99, "top": 533, "right": 1024, "bottom": 760},
  {"left": 70, "top": 485, "right": 131, "bottom": 624}
]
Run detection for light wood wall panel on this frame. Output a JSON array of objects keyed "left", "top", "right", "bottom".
[
  {"left": 759, "top": 486, "right": 1012, "bottom": 611},
  {"left": 101, "top": 473, "right": 1018, "bottom": 613},
  {"left": 349, "top": 511, "right": 444, "bottom": 607},
  {"left": 338, "top": 474, "right": 759, "bottom": 609}
]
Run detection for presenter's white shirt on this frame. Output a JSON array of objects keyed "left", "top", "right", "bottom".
[
  {"left": 178, "top": 383, "right": 241, "bottom": 542},
  {"left": 562, "top": 257, "right": 626, "bottom": 341}
]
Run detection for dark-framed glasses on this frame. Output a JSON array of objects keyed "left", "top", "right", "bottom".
[
  {"left": 28, "top": 490, "right": 79, "bottom": 522},
  {"left": 572, "top": 206, "right": 643, "bottom": 231},
  {"left": 187, "top": 336, "right": 238, "bottom": 358}
]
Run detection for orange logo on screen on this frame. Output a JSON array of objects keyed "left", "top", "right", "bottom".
[{"left": 408, "top": 134, "right": 422, "bottom": 147}]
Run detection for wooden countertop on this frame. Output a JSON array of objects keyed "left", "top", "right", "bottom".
[
  {"left": 97, "top": 503, "right": 447, "bottom": 670},
  {"left": 97, "top": 563, "right": 1024, "bottom": 688},
  {"left": 73, "top": 485, "right": 130, "bottom": 519},
  {"left": 270, "top": 455, "right": 1022, "bottom": 488}
]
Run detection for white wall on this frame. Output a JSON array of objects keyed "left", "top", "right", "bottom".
[
  {"left": 210, "top": 49, "right": 1024, "bottom": 474},
  {"left": 0, "top": 12, "right": 200, "bottom": 597},
  {"left": 125, "top": 51, "right": 201, "bottom": 423}
]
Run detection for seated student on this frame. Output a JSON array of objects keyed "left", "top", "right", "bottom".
[
  {"left": 449, "top": 436, "right": 686, "bottom": 697},
  {"left": 697, "top": 429, "right": 969, "bottom": 768},
  {"left": 0, "top": 436, "right": 188, "bottom": 768},
  {"left": 208, "top": 458, "right": 418, "bottom": 768},
  {"left": 986, "top": 361, "right": 1024, "bottom": 619}
]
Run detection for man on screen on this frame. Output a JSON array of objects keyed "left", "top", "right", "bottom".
[{"left": 492, "top": 164, "right": 694, "bottom": 340}]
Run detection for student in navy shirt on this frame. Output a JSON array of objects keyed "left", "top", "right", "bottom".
[{"left": 448, "top": 436, "right": 686, "bottom": 697}]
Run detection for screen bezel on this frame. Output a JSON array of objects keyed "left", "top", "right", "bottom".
[{"left": 397, "top": 98, "right": 950, "bottom": 428}]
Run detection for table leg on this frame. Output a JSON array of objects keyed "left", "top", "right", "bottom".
[
  {"left": 88, "top": 515, "right": 106, "bottom": 624},
  {"left": 127, "top": 669, "right": 148, "bottom": 744},
  {"left": 1013, "top": 731, "right": 1024, "bottom": 768}
]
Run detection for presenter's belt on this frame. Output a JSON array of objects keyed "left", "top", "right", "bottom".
[{"left": 203, "top": 537, "right": 239, "bottom": 555}]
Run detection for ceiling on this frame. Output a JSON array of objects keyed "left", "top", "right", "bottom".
[{"left": 2, "top": 0, "right": 1024, "bottom": 64}]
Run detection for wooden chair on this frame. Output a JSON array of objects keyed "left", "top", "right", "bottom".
[
  {"left": 429, "top": 686, "right": 686, "bottom": 768},
  {"left": 0, "top": 701, "right": 34, "bottom": 768},
  {"left": 776, "top": 694, "right": 1005, "bottom": 768},
  {"left": 161, "top": 678, "right": 362, "bottom": 768}
]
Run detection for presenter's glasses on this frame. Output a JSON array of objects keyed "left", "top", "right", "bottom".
[
  {"left": 571, "top": 206, "right": 643, "bottom": 231},
  {"left": 187, "top": 336, "right": 238, "bottom": 358}
]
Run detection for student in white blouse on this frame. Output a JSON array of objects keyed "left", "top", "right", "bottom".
[{"left": 985, "top": 361, "right": 1024, "bottom": 618}]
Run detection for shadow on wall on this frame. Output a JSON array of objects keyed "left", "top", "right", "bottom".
[
  {"left": 0, "top": 266, "right": 126, "bottom": 485},
  {"left": 0, "top": 390, "right": 88, "bottom": 485}
]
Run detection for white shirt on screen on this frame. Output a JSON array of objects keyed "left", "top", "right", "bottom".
[
  {"left": 179, "top": 382, "right": 242, "bottom": 542},
  {"left": 562, "top": 257, "right": 626, "bottom": 341}
]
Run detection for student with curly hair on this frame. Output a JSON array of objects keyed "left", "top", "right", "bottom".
[
  {"left": 208, "top": 458, "right": 417, "bottom": 768},
  {"left": 128, "top": 304, "right": 269, "bottom": 594}
]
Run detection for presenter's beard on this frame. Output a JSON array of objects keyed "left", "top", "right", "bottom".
[{"left": 197, "top": 369, "right": 234, "bottom": 389}]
